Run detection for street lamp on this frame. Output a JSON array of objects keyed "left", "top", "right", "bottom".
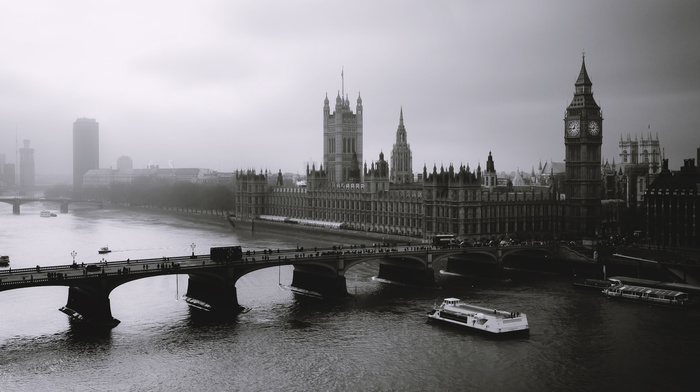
[
  {"left": 71, "top": 250, "right": 77, "bottom": 264},
  {"left": 190, "top": 243, "right": 196, "bottom": 258}
]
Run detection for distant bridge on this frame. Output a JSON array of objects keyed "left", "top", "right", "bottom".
[
  {"left": 0, "top": 197, "right": 103, "bottom": 214},
  {"left": 0, "top": 244, "right": 561, "bottom": 327}
]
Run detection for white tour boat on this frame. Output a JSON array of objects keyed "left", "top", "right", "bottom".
[
  {"left": 427, "top": 298, "right": 529, "bottom": 335},
  {"left": 602, "top": 279, "right": 689, "bottom": 307},
  {"left": 40, "top": 210, "right": 52, "bottom": 217}
]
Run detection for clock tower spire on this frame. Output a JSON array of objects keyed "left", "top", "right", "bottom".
[{"left": 564, "top": 54, "right": 603, "bottom": 237}]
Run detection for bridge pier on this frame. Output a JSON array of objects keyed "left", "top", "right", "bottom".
[
  {"left": 61, "top": 285, "right": 120, "bottom": 327},
  {"left": 13, "top": 201, "right": 20, "bottom": 214},
  {"left": 60, "top": 201, "right": 69, "bottom": 213},
  {"left": 185, "top": 274, "right": 242, "bottom": 311}
]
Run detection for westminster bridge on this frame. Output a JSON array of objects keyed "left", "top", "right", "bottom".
[
  {"left": 0, "top": 244, "right": 565, "bottom": 327},
  {"left": 0, "top": 196, "right": 103, "bottom": 214}
]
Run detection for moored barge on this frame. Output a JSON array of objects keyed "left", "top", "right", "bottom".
[{"left": 602, "top": 279, "right": 689, "bottom": 307}]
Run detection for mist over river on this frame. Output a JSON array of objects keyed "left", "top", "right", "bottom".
[{"left": 1, "top": 203, "right": 698, "bottom": 391}]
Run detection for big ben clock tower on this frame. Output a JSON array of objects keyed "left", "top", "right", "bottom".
[{"left": 564, "top": 54, "right": 603, "bottom": 237}]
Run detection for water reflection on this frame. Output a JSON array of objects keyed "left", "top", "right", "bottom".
[{"left": 2, "top": 204, "right": 700, "bottom": 391}]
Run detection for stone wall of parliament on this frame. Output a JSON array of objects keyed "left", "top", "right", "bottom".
[{"left": 235, "top": 154, "right": 563, "bottom": 241}]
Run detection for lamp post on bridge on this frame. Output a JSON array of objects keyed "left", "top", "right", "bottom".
[
  {"left": 71, "top": 250, "right": 77, "bottom": 264},
  {"left": 190, "top": 243, "right": 196, "bottom": 259}
]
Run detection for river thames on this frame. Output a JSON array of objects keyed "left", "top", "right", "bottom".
[{"left": 1, "top": 202, "right": 699, "bottom": 391}]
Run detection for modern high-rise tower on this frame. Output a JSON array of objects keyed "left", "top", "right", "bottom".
[
  {"left": 564, "top": 55, "right": 603, "bottom": 237},
  {"left": 73, "top": 118, "right": 99, "bottom": 189},
  {"left": 390, "top": 108, "right": 413, "bottom": 184},
  {"left": 323, "top": 73, "right": 363, "bottom": 183},
  {"left": 19, "top": 139, "right": 35, "bottom": 190}
]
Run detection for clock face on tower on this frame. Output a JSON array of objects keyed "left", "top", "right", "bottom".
[
  {"left": 588, "top": 121, "right": 599, "bottom": 136},
  {"left": 567, "top": 120, "right": 580, "bottom": 137}
]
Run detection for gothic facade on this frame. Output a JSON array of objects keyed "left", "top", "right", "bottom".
[
  {"left": 323, "top": 90, "right": 363, "bottom": 183},
  {"left": 645, "top": 159, "right": 700, "bottom": 249}
]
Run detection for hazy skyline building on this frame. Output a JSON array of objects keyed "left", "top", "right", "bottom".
[
  {"left": 19, "top": 139, "right": 35, "bottom": 190},
  {"left": 73, "top": 118, "right": 99, "bottom": 189},
  {"left": 117, "top": 155, "right": 133, "bottom": 171}
]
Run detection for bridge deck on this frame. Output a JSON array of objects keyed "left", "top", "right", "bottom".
[{"left": 0, "top": 244, "right": 555, "bottom": 291}]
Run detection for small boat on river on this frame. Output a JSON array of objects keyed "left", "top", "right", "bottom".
[
  {"left": 40, "top": 210, "right": 56, "bottom": 217},
  {"left": 602, "top": 279, "right": 689, "bottom": 307},
  {"left": 98, "top": 246, "right": 111, "bottom": 254},
  {"left": 0, "top": 255, "right": 9, "bottom": 266},
  {"left": 427, "top": 298, "right": 529, "bottom": 335},
  {"left": 573, "top": 278, "right": 615, "bottom": 290}
]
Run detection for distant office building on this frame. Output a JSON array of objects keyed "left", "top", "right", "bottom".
[
  {"left": 82, "top": 167, "right": 217, "bottom": 187},
  {"left": 19, "top": 139, "right": 35, "bottom": 190},
  {"left": 390, "top": 108, "right": 413, "bottom": 184},
  {"left": 3, "top": 163, "right": 15, "bottom": 188},
  {"left": 73, "top": 118, "right": 99, "bottom": 189},
  {"left": 0, "top": 154, "right": 6, "bottom": 189},
  {"left": 117, "top": 156, "right": 133, "bottom": 171}
]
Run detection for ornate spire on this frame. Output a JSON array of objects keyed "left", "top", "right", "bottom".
[{"left": 575, "top": 53, "right": 592, "bottom": 87}]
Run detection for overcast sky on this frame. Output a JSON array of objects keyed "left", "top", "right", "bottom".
[{"left": 1, "top": 0, "right": 699, "bottom": 180}]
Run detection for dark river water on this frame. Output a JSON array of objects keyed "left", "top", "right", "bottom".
[{"left": 1, "top": 203, "right": 699, "bottom": 391}]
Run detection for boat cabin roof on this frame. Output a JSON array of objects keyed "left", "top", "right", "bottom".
[
  {"left": 443, "top": 298, "right": 461, "bottom": 305},
  {"left": 615, "top": 285, "right": 688, "bottom": 298}
]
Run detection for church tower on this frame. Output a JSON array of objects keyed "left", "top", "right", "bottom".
[
  {"left": 323, "top": 70, "right": 363, "bottom": 183},
  {"left": 390, "top": 108, "right": 413, "bottom": 184},
  {"left": 564, "top": 55, "right": 603, "bottom": 237}
]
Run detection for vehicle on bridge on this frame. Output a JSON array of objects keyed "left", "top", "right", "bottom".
[
  {"left": 432, "top": 234, "right": 460, "bottom": 248},
  {"left": 427, "top": 298, "right": 529, "bottom": 335},
  {"left": 210, "top": 246, "right": 243, "bottom": 262}
]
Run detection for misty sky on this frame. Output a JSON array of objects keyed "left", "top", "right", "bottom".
[{"left": 1, "top": 0, "right": 699, "bottom": 180}]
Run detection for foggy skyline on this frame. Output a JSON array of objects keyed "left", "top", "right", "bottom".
[{"left": 1, "top": 1, "right": 699, "bottom": 180}]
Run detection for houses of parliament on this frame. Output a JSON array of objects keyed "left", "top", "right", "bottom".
[
  {"left": 69, "top": 56, "right": 697, "bottom": 247},
  {"left": 234, "top": 57, "right": 625, "bottom": 243}
]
